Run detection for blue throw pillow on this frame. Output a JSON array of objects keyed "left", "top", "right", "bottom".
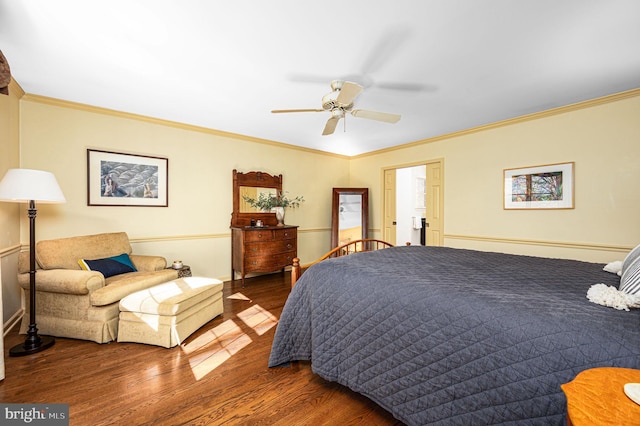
[{"left": 78, "top": 253, "right": 137, "bottom": 278}]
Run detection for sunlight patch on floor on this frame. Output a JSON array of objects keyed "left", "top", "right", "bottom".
[
  {"left": 183, "top": 317, "right": 246, "bottom": 354},
  {"left": 185, "top": 319, "right": 252, "bottom": 380},
  {"left": 227, "top": 292, "right": 251, "bottom": 301},
  {"left": 236, "top": 304, "right": 278, "bottom": 336},
  {"left": 182, "top": 303, "right": 279, "bottom": 380}
]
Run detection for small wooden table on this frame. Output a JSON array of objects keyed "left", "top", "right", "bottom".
[
  {"left": 167, "top": 265, "right": 192, "bottom": 278},
  {"left": 561, "top": 367, "right": 640, "bottom": 425}
]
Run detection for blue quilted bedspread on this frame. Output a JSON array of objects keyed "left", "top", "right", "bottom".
[{"left": 269, "top": 246, "right": 640, "bottom": 425}]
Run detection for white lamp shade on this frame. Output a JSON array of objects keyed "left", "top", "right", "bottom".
[{"left": 0, "top": 168, "right": 66, "bottom": 203}]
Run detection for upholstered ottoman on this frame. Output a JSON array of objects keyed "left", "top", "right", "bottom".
[{"left": 118, "top": 277, "right": 224, "bottom": 348}]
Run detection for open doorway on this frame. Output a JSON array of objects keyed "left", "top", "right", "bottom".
[
  {"left": 396, "top": 165, "right": 426, "bottom": 246},
  {"left": 383, "top": 159, "right": 444, "bottom": 246}
]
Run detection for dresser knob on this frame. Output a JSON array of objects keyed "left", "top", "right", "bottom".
[{"left": 287, "top": 244, "right": 292, "bottom": 249}]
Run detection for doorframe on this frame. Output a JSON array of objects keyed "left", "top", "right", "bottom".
[{"left": 381, "top": 158, "right": 444, "bottom": 246}]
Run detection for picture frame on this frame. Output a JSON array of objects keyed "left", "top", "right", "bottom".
[
  {"left": 87, "top": 149, "right": 168, "bottom": 207},
  {"left": 503, "top": 162, "right": 574, "bottom": 210}
]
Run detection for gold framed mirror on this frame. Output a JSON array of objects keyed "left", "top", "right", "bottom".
[{"left": 331, "top": 188, "right": 369, "bottom": 249}]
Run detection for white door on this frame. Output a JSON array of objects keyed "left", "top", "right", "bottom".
[{"left": 425, "top": 160, "right": 444, "bottom": 246}]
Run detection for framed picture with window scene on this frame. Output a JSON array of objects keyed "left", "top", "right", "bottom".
[
  {"left": 503, "top": 162, "right": 574, "bottom": 209},
  {"left": 87, "top": 149, "right": 168, "bottom": 207}
]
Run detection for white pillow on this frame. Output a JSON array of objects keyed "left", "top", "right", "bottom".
[{"left": 603, "top": 260, "right": 623, "bottom": 276}]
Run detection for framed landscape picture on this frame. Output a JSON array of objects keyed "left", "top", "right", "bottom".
[
  {"left": 87, "top": 149, "right": 168, "bottom": 207},
  {"left": 503, "top": 162, "right": 574, "bottom": 210}
]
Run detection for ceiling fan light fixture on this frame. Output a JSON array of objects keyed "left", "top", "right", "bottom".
[{"left": 330, "top": 80, "right": 344, "bottom": 91}]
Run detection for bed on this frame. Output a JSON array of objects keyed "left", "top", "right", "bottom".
[{"left": 269, "top": 244, "right": 640, "bottom": 425}]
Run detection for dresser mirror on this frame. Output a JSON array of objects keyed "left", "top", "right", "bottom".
[
  {"left": 231, "top": 169, "right": 282, "bottom": 227},
  {"left": 331, "top": 188, "right": 369, "bottom": 249},
  {"left": 239, "top": 186, "right": 277, "bottom": 213}
]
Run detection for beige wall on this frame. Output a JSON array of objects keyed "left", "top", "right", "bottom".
[
  {"left": 351, "top": 90, "right": 640, "bottom": 262},
  {"left": 1, "top": 80, "right": 23, "bottom": 333},
  {"left": 0, "top": 80, "right": 22, "bottom": 248}
]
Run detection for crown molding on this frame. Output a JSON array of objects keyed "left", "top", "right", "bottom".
[
  {"left": 20, "top": 93, "right": 350, "bottom": 160},
  {"left": 8, "top": 78, "right": 25, "bottom": 98},
  {"left": 353, "top": 88, "right": 640, "bottom": 159}
]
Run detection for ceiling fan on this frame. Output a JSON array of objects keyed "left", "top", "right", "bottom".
[{"left": 271, "top": 80, "right": 401, "bottom": 136}]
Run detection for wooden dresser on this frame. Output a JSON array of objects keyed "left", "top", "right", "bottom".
[{"left": 231, "top": 225, "right": 297, "bottom": 286}]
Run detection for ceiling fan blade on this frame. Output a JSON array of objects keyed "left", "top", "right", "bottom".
[
  {"left": 335, "top": 81, "right": 363, "bottom": 106},
  {"left": 288, "top": 73, "right": 332, "bottom": 85},
  {"left": 351, "top": 109, "right": 401, "bottom": 123},
  {"left": 360, "top": 27, "right": 412, "bottom": 76},
  {"left": 322, "top": 116, "right": 341, "bottom": 135},
  {"left": 272, "top": 109, "right": 324, "bottom": 113},
  {"left": 375, "top": 81, "right": 434, "bottom": 92}
]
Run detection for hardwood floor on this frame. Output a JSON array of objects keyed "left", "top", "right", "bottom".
[{"left": 1, "top": 273, "right": 403, "bottom": 425}]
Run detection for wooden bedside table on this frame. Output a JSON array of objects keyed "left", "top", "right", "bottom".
[{"left": 561, "top": 367, "right": 640, "bottom": 425}]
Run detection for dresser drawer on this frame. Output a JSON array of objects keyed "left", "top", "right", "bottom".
[
  {"left": 244, "top": 229, "right": 274, "bottom": 242},
  {"left": 274, "top": 228, "right": 297, "bottom": 240},
  {"left": 244, "top": 228, "right": 297, "bottom": 242},
  {"left": 244, "top": 253, "right": 296, "bottom": 272},
  {"left": 245, "top": 240, "right": 296, "bottom": 258}
]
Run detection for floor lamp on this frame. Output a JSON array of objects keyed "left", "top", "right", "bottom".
[{"left": 0, "top": 168, "right": 65, "bottom": 357}]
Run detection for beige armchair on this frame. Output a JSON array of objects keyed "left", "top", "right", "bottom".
[{"left": 17, "top": 232, "right": 178, "bottom": 343}]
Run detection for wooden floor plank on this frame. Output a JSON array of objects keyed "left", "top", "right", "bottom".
[{"left": 1, "top": 273, "right": 403, "bottom": 425}]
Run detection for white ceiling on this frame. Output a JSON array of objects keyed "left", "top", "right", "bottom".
[{"left": 1, "top": 1, "right": 639, "bottom": 156}]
